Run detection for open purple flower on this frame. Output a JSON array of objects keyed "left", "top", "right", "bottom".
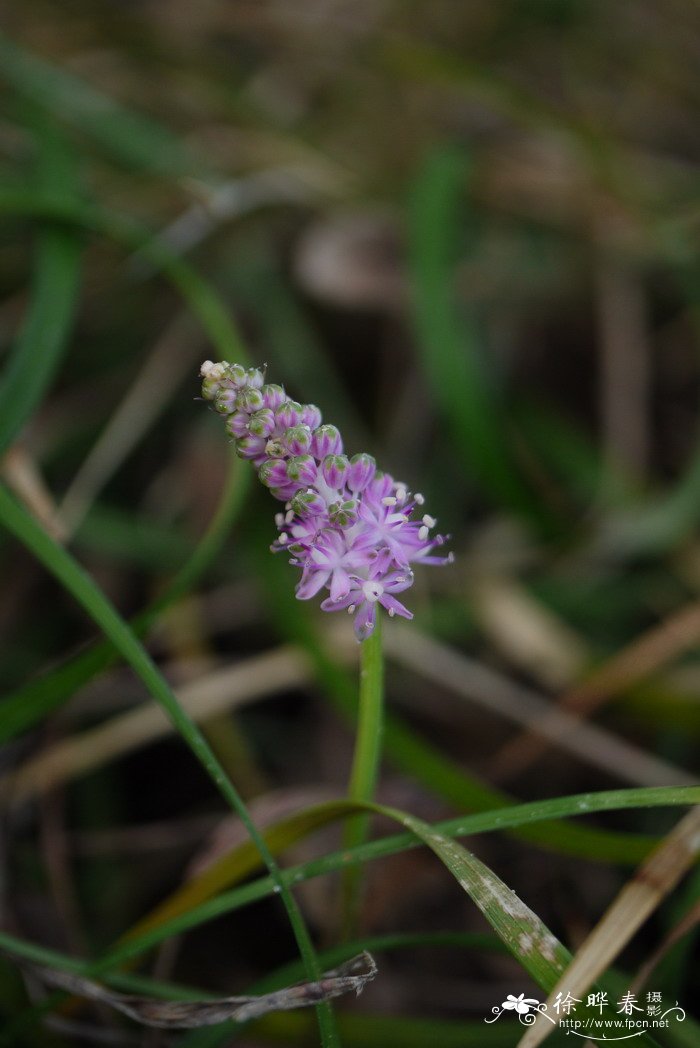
[{"left": 201, "top": 360, "right": 452, "bottom": 640}]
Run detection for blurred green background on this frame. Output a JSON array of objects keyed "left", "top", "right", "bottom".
[{"left": 0, "top": 2, "right": 699, "bottom": 1045}]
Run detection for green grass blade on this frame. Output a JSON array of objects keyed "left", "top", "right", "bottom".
[
  {"left": 0, "top": 124, "right": 82, "bottom": 456},
  {"left": 109, "top": 787, "right": 696, "bottom": 970},
  {"left": 0, "top": 192, "right": 248, "bottom": 363},
  {"left": 254, "top": 546, "right": 659, "bottom": 864},
  {"left": 0, "top": 453, "right": 249, "bottom": 743},
  {"left": 0, "top": 484, "right": 338, "bottom": 1047},
  {"left": 0, "top": 33, "right": 204, "bottom": 179},
  {"left": 407, "top": 145, "right": 551, "bottom": 530}
]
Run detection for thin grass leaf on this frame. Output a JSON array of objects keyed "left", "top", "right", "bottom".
[
  {"left": 115, "top": 788, "right": 698, "bottom": 968},
  {"left": 407, "top": 145, "right": 551, "bottom": 530},
  {"left": 0, "top": 33, "right": 205, "bottom": 179},
  {"left": 0, "top": 454, "right": 249, "bottom": 743},
  {"left": 255, "top": 545, "right": 662, "bottom": 864},
  {"left": 0, "top": 192, "right": 249, "bottom": 363},
  {"left": 0, "top": 121, "right": 82, "bottom": 457},
  {"left": 0, "top": 483, "right": 338, "bottom": 1047}
]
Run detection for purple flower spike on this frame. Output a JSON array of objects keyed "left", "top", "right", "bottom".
[{"left": 200, "top": 360, "right": 451, "bottom": 640}]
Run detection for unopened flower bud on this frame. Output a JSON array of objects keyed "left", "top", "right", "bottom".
[
  {"left": 259, "top": 458, "right": 289, "bottom": 488},
  {"left": 236, "top": 434, "right": 267, "bottom": 460},
  {"left": 329, "top": 499, "right": 358, "bottom": 527},
  {"left": 248, "top": 408, "right": 276, "bottom": 437},
  {"left": 237, "top": 387, "right": 264, "bottom": 413},
  {"left": 291, "top": 489, "right": 327, "bottom": 516},
  {"left": 301, "top": 404, "right": 322, "bottom": 429},
  {"left": 228, "top": 363, "right": 248, "bottom": 387},
  {"left": 261, "top": 383, "right": 286, "bottom": 410},
  {"left": 286, "top": 454, "right": 318, "bottom": 485},
  {"left": 200, "top": 360, "right": 230, "bottom": 400},
  {"left": 283, "top": 425, "right": 312, "bottom": 455},
  {"left": 275, "top": 401, "right": 303, "bottom": 430},
  {"left": 245, "top": 367, "right": 264, "bottom": 389},
  {"left": 264, "top": 437, "right": 286, "bottom": 458},
  {"left": 214, "top": 387, "right": 238, "bottom": 415},
  {"left": 226, "top": 411, "right": 250, "bottom": 439},
  {"left": 321, "top": 454, "right": 349, "bottom": 488},
  {"left": 312, "top": 424, "right": 343, "bottom": 458},
  {"left": 347, "top": 453, "right": 376, "bottom": 492}
]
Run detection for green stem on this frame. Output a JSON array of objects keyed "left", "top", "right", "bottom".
[{"left": 341, "top": 618, "right": 385, "bottom": 935}]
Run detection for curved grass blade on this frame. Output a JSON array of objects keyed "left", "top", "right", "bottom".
[
  {"left": 254, "top": 546, "right": 660, "bottom": 864},
  {"left": 0, "top": 454, "right": 249, "bottom": 743},
  {"left": 115, "top": 787, "right": 697, "bottom": 968},
  {"left": 0, "top": 124, "right": 82, "bottom": 457},
  {"left": 0, "top": 484, "right": 338, "bottom": 1047},
  {"left": 0, "top": 192, "right": 248, "bottom": 363},
  {"left": 0, "top": 33, "right": 205, "bottom": 179},
  {"left": 102, "top": 793, "right": 682, "bottom": 1048}
]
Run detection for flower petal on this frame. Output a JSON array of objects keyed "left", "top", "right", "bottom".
[
  {"left": 353, "top": 601, "right": 376, "bottom": 640},
  {"left": 295, "top": 569, "right": 329, "bottom": 600},
  {"left": 379, "top": 594, "right": 413, "bottom": 620}
]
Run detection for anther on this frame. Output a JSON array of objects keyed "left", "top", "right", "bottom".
[
  {"left": 422, "top": 514, "right": 436, "bottom": 528},
  {"left": 279, "top": 533, "right": 288, "bottom": 544},
  {"left": 388, "top": 608, "right": 395, "bottom": 617},
  {"left": 414, "top": 492, "right": 425, "bottom": 505},
  {"left": 348, "top": 604, "right": 356, "bottom": 614},
  {"left": 381, "top": 496, "right": 397, "bottom": 506},
  {"left": 418, "top": 525, "right": 429, "bottom": 541}
]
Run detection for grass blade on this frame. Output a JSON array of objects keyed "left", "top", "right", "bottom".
[
  {"left": 0, "top": 123, "right": 82, "bottom": 456},
  {"left": 0, "top": 483, "right": 338, "bottom": 1047}
]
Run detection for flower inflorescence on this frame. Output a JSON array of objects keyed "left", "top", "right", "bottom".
[{"left": 201, "top": 360, "right": 451, "bottom": 640}]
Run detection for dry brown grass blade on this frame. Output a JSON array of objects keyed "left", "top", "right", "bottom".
[
  {"left": 596, "top": 258, "right": 651, "bottom": 482},
  {"left": 491, "top": 600, "right": 700, "bottom": 782},
  {"left": 0, "top": 647, "right": 310, "bottom": 807},
  {"left": 517, "top": 805, "right": 700, "bottom": 1048},
  {"left": 382, "top": 624, "right": 695, "bottom": 788},
  {"left": 15, "top": 950, "right": 377, "bottom": 1028},
  {"left": 57, "top": 312, "right": 201, "bottom": 536},
  {"left": 471, "top": 574, "right": 588, "bottom": 690},
  {"left": 1, "top": 445, "right": 67, "bottom": 541}
]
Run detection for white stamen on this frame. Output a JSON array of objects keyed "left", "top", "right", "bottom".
[
  {"left": 362, "top": 580, "right": 385, "bottom": 602},
  {"left": 279, "top": 533, "right": 288, "bottom": 544},
  {"left": 382, "top": 496, "right": 397, "bottom": 506},
  {"left": 347, "top": 604, "right": 356, "bottom": 614},
  {"left": 395, "top": 485, "right": 407, "bottom": 502},
  {"left": 388, "top": 607, "right": 395, "bottom": 617},
  {"left": 285, "top": 510, "right": 295, "bottom": 523},
  {"left": 418, "top": 525, "right": 429, "bottom": 541},
  {"left": 275, "top": 513, "right": 284, "bottom": 527},
  {"left": 414, "top": 492, "right": 425, "bottom": 505},
  {"left": 422, "top": 514, "right": 436, "bottom": 528},
  {"left": 285, "top": 502, "right": 292, "bottom": 510}
]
